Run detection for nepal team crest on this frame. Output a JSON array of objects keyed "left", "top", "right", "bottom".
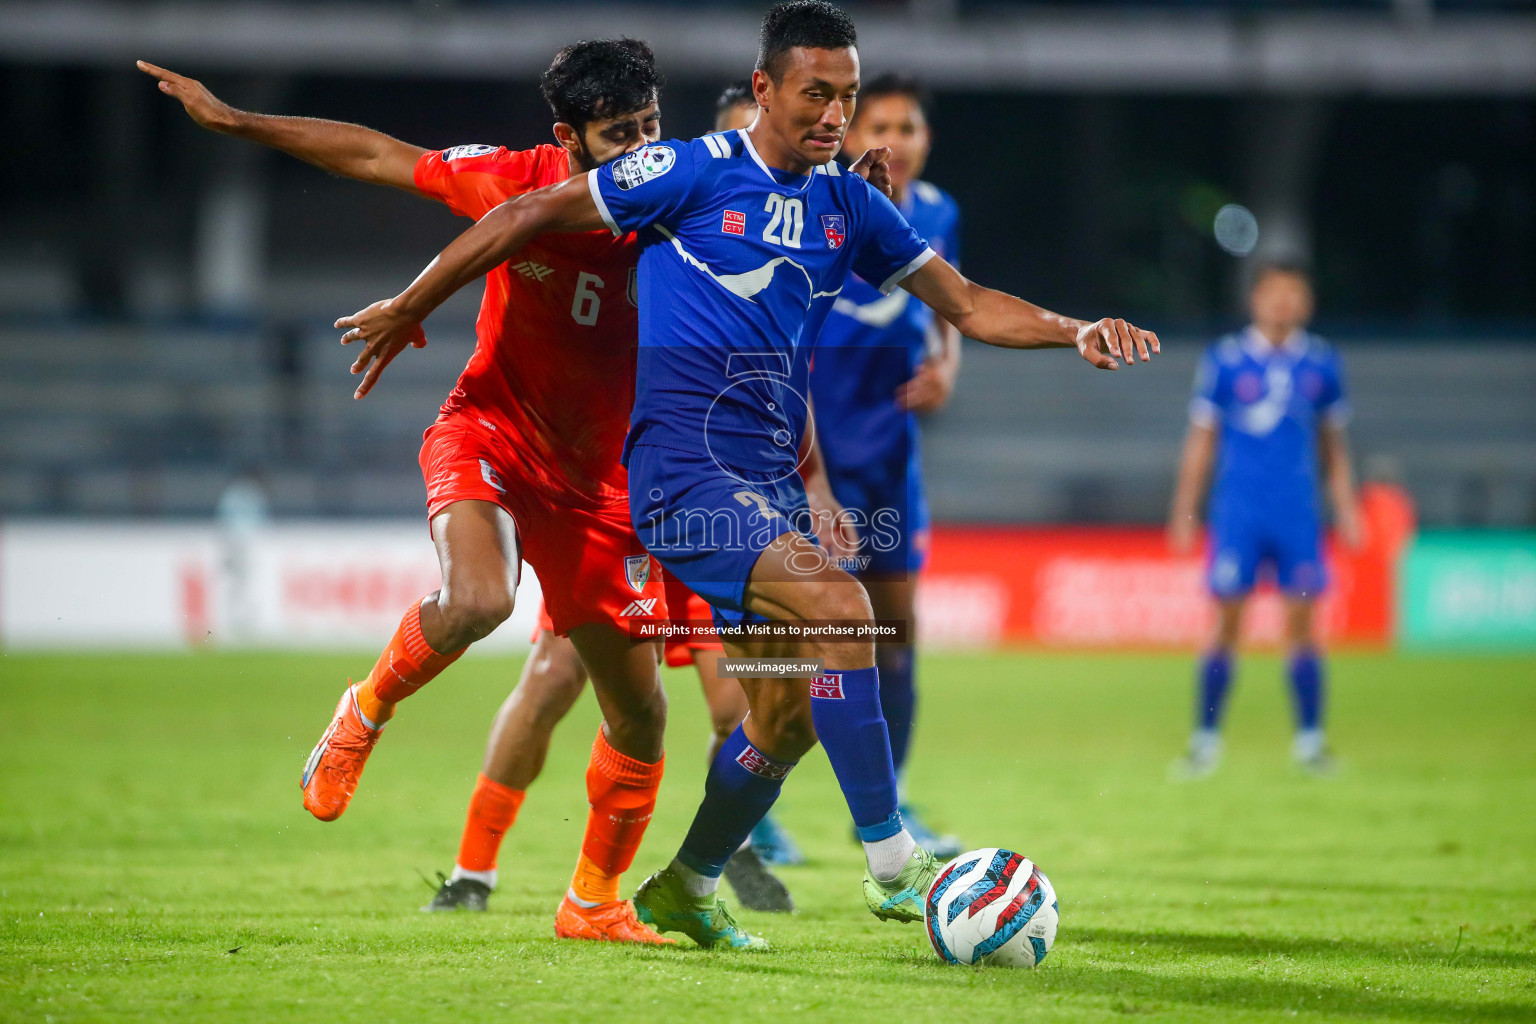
[{"left": 821, "top": 214, "right": 846, "bottom": 249}]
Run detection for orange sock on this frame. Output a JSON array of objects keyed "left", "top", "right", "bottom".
[
  {"left": 569, "top": 729, "right": 664, "bottom": 905},
  {"left": 356, "top": 599, "right": 466, "bottom": 725},
  {"left": 456, "top": 773, "right": 526, "bottom": 873}
]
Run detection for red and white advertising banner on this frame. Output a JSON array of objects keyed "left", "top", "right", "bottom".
[
  {"left": 917, "top": 526, "right": 1393, "bottom": 649},
  {"left": 0, "top": 521, "right": 541, "bottom": 651},
  {"left": 1, "top": 521, "right": 1392, "bottom": 651}
]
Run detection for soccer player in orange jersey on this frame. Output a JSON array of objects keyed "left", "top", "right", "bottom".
[
  {"left": 424, "top": 81, "right": 802, "bottom": 919},
  {"left": 141, "top": 42, "right": 678, "bottom": 944}
]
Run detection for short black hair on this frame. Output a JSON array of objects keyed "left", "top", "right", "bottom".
[
  {"left": 858, "top": 72, "right": 930, "bottom": 118},
  {"left": 540, "top": 38, "right": 662, "bottom": 134},
  {"left": 756, "top": 1, "right": 858, "bottom": 83},
  {"left": 715, "top": 79, "right": 755, "bottom": 115}
]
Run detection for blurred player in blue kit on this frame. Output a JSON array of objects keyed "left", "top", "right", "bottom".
[
  {"left": 340, "top": 0, "right": 1159, "bottom": 949},
  {"left": 1168, "top": 264, "right": 1362, "bottom": 779},
  {"left": 809, "top": 73, "right": 963, "bottom": 859}
]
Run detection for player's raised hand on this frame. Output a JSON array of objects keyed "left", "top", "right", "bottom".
[
  {"left": 137, "top": 61, "right": 242, "bottom": 133},
  {"left": 848, "top": 146, "right": 894, "bottom": 198},
  {"left": 335, "top": 299, "right": 428, "bottom": 399},
  {"left": 1075, "top": 317, "right": 1160, "bottom": 371},
  {"left": 805, "top": 485, "right": 861, "bottom": 569},
  {"left": 896, "top": 357, "right": 957, "bottom": 413}
]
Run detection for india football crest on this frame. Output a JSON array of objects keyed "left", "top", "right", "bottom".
[{"left": 624, "top": 554, "right": 652, "bottom": 593}]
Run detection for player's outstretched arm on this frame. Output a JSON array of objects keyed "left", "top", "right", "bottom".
[
  {"left": 1318, "top": 424, "right": 1364, "bottom": 549},
  {"left": 137, "top": 61, "right": 426, "bottom": 193},
  {"left": 902, "top": 257, "right": 1158, "bottom": 371},
  {"left": 334, "top": 176, "right": 606, "bottom": 397},
  {"left": 1168, "top": 423, "right": 1217, "bottom": 554}
]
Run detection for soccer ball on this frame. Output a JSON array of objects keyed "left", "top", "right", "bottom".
[{"left": 924, "top": 848, "right": 1058, "bottom": 967}]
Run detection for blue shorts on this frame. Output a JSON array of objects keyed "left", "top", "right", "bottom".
[
  {"left": 627, "top": 443, "right": 817, "bottom": 629},
  {"left": 1207, "top": 502, "right": 1327, "bottom": 599},
  {"left": 824, "top": 445, "right": 930, "bottom": 576}
]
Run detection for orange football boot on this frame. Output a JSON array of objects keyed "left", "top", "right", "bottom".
[
  {"left": 554, "top": 896, "right": 677, "bottom": 945},
  {"left": 300, "top": 684, "right": 384, "bottom": 821}
]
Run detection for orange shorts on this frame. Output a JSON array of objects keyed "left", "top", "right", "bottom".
[
  {"left": 532, "top": 569, "right": 721, "bottom": 666},
  {"left": 420, "top": 415, "right": 664, "bottom": 636}
]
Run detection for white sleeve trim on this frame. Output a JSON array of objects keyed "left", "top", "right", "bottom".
[
  {"left": 879, "top": 246, "right": 937, "bottom": 295},
  {"left": 586, "top": 170, "right": 621, "bottom": 237},
  {"left": 1188, "top": 397, "right": 1220, "bottom": 428}
]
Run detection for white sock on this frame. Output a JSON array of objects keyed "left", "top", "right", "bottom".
[
  {"left": 1191, "top": 727, "right": 1222, "bottom": 758},
  {"left": 669, "top": 857, "right": 720, "bottom": 897},
  {"left": 863, "top": 829, "right": 917, "bottom": 883},
  {"left": 451, "top": 865, "right": 496, "bottom": 889}
]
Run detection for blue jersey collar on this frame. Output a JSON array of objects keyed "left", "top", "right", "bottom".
[
  {"left": 738, "top": 129, "right": 816, "bottom": 193},
  {"left": 1242, "top": 325, "right": 1309, "bottom": 361}
]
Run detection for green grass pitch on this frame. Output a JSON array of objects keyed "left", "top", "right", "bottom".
[{"left": 2, "top": 649, "right": 1534, "bottom": 1022}]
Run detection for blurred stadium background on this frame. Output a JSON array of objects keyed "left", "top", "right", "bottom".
[{"left": 0, "top": 0, "right": 1533, "bottom": 652}]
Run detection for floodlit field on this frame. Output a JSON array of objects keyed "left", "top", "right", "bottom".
[{"left": 2, "top": 650, "right": 1533, "bottom": 1023}]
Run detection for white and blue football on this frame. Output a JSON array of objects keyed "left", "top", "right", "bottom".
[{"left": 924, "top": 848, "right": 1058, "bottom": 968}]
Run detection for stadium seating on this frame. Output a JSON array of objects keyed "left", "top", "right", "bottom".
[{"left": 2, "top": 324, "right": 1532, "bottom": 526}]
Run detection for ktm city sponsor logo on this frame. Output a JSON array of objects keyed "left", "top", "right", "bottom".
[
  {"left": 735, "top": 745, "right": 792, "bottom": 780},
  {"left": 721, "top": 210, "right": 746, "bottom": 236},
  {"left": 809, "top": 673, "right": 845, "bottom": 699}
]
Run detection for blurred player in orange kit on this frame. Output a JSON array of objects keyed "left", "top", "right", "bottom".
[
  {"left": 142, "top": 41, "right": 680, "bottom": 944},
  {"left": 425, "top": 572, "right": 793, "bottom": 916}
]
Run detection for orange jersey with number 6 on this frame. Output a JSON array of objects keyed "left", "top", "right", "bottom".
[{"left": 414, "top": 144, "right": 638, "bottom": 507}]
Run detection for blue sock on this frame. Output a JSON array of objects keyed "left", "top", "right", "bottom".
[
  {"left": 810, "top": 667, "right": 902, "bottom": 841},
  {"left": 1196, "top": 650, "right": 1233, "bottom": 731},
  {"left": 877, "top": 646, "right": 916, "bottom": 779},
  {"left": 676, "top": 725, "right": 794, "bottom": 877},
  {"left": 1288, "top": 648, "right": 1324, "bottom": 732}
]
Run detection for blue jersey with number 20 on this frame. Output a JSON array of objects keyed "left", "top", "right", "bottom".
[{"left": 590, "top": 130, "right": 934, "bottom": 481}]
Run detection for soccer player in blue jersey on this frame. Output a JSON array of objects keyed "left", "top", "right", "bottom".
[
  {"left": 1168, "top": 263, "right": 1362, "bottom": 779},
  {"left": 337, "top": 0, "right": 1159, "bottom": 948},
  {"left": 811, "top": 72, "right": 963, "bottom": 859},
  {"left": 715, "top": 80, "right": 759, "bottom": 133}
]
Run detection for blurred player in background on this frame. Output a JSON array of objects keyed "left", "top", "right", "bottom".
[
  {"left": 715, "top": 80, "right": 758, "bottom": 132},
  {"left": 1168, "top": 263, "right": 1361, "bottom": 778},
  {"left": 810, "top": 72, "right": 962, "bottom": 858},
  {"left": 142, "top": 41, "right": 681, "bottom": 945}
]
